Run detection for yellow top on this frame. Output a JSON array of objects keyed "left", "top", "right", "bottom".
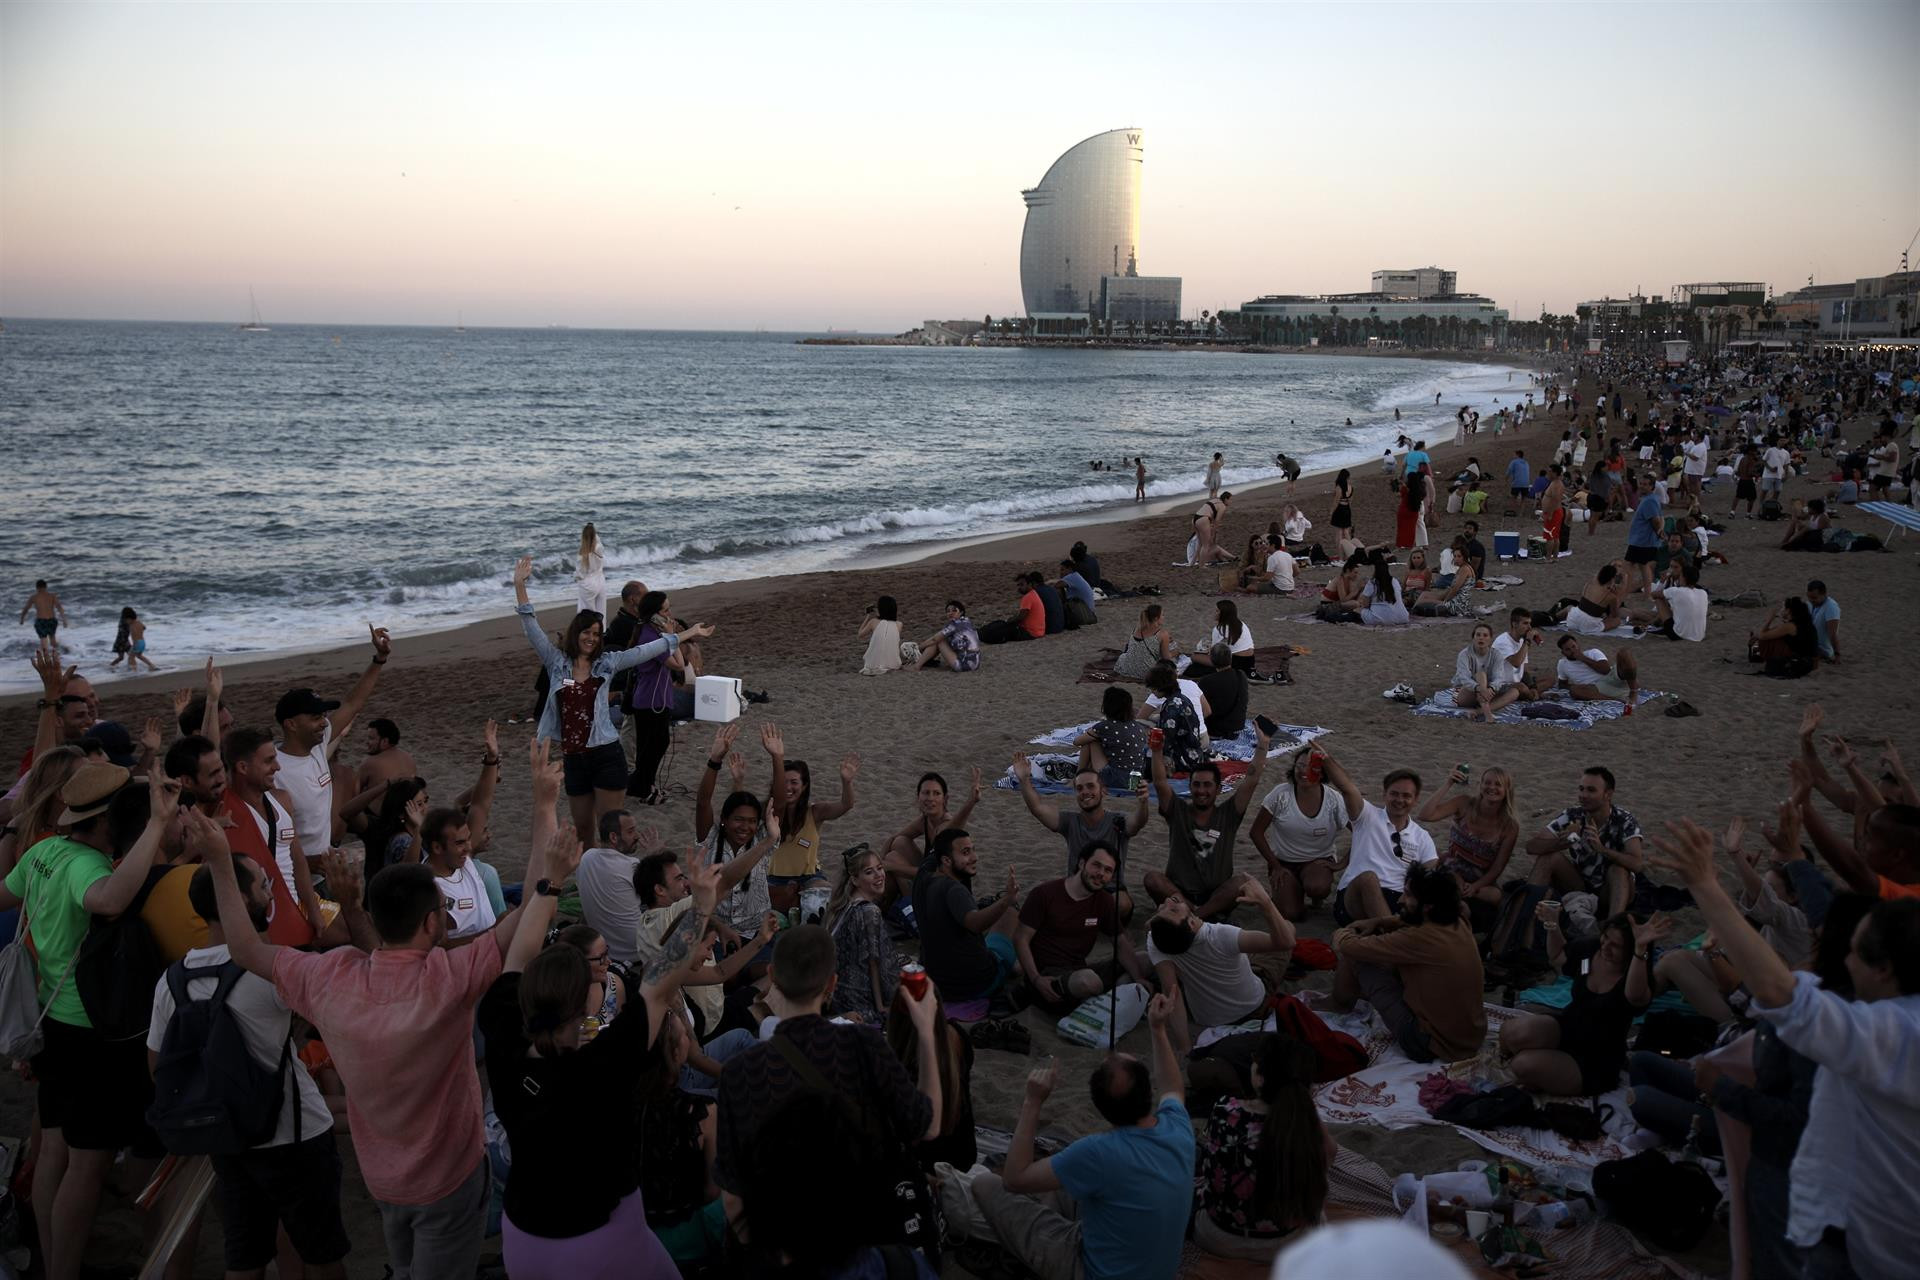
[{"left": 769, "top": 807, "right": 822, "bottom": 878}]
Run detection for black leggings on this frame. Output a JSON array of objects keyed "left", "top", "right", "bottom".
[{"left": 627, "top": 707, "right": 673, "bottom": 795}]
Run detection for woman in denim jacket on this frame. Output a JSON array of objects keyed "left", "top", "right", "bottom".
[{"left": 513, "top": 554, "right": 713, "bottom": 841}]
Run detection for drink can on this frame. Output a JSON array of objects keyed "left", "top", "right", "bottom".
[
  {"left": 1303, "top": 751, "right": 1324, "bottom": 785},
  {"left": 1147, "top": 728, "right": 1164, "bottom": 749},
  {"left": 900, "top": 963, "right": 930, "bottom": 1000},
  {"left": 1457, "top": 762, "right": 1471, "bottom": 781},
  {"left": 1127, "top": 769, "right": 1142, "bottom": 794},
  {"left": 580, "top": 1015, "right": 603, "bottom": 1042}
]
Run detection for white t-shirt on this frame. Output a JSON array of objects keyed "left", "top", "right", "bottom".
[
  {"left": 1208, "top": 623, "right": 1255, "bottom": 656},
  {"left": 1259, "top": 783, "right": 1349, "bottom": 863},
  {"left": 576, "top": 847, "right": 642, "bottom": 965},
  {"left": 1360, "top": 579, "right": 1409, "bottom": 626},
  {"left": 1283, "top": 514, "right": 1311, "bottom": 543},
  {"left": 1870, "top": 441, "right": 1900, "bottom": 479},
  {"left": 1762, "top": 447, "right": 1790, "bottom": 481},
  {"left": 1337, "top": 801, "right": 1438, "bottom": 894},
  {"left": 1488, "top": 630, "right": 1531, "bottom": 688},
  {"left": 275, "top": 721, "right": 335, "bottom": 858},
  {"left": 1555, "top": 648, "right": 1611, "bottom": 686},
  {"left": 1265, "top": 550, "right": 1296, "bottom": 591},
  {"left": 1653, "top": 584, "right": 1709, "bottom": 642},
  {"left": 1683, "top": 440, "right": 1709, "bottom": 477},
  {"left": 146, "top": 944, "right": 334, "bottom": 1148},
  {"left": 239, "top": 791, "right": 300, "bottom": 897},
  {"left": 1146, "top": 922, "right": 1267, "bottom": 1027},
  {"left": 640, "top": 896, "right": 724, "bottom": 1032},
  {"left": 434, "top": 861, "right": 497, "bottom": 939}
]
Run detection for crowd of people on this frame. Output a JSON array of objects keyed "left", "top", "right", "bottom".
[{"left": 0, "top": 345, "right": 1914, "bottom": 1280}]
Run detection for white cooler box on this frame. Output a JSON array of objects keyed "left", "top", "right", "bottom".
[{"left": 695, "top": 675, "right": 743, "bottom": 723}]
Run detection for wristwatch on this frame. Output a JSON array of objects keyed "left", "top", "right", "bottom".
[{"left": 534, "top": 878, "right": 562, "bottom": 898}]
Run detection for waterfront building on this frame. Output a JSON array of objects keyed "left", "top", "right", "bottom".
[
  {"left": 1019, "top": 128, "right": 1145, "bottom": 317},
  {"left": 1371, "top": 267, "right": 1457, "bottom": 299}
]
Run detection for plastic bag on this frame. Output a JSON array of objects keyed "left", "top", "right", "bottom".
[{"left": 1056, "top": 983, "right": 1149, "bottom": 1048}]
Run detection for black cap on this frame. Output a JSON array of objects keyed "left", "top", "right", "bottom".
[
  {"left": 78, "top": 720, "right": 137, "bottom": 768},
  {"left": 275, "top": 688, "right": 341, "bottom": 723}
]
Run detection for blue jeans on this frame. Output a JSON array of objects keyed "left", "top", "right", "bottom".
[{"left": 681, "top": 1027, "right": 758, "bottom": 1097}]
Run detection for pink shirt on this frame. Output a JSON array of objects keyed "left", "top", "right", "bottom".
[{"left": 274, "top": 941, "right": 502, "bottom": 1204}]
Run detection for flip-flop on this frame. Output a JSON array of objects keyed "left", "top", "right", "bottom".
[{"left": 1664, "top": 700, "right": 1702, "bottom": 718}]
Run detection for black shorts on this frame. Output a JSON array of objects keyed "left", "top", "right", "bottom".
[
  {"left": 1870, "top": 475, "right": 1893, "bottom": 491},
  {"left": 211, "top": 1131, "right": 351, "bottom": 1269},
  {"left": 33, "top": 1016, "right": 159, "bottom": 1153},
  {"left": 1510, "top": 486, "right": 1528, "bottom": 498},
  {"left": 1333, "top": 884, "right": 1402, "bottom": 927},
  {"left": 1624, "top": 544, "right": 1658, "bottom": 565},
  {"left": 561, "top": 740, "right": 628, "bottom": 795},
  {"left": 1736, "top": 478, "right": 1757, "bottom": 501}
]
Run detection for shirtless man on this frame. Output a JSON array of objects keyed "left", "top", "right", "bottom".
[
  {"left": 1191, "top": 492, "right": 1234, "bottom": 565},
  {"left": 1134, "top": 456, "right": 1148, "bottom": 502},
  {"left": 355, "top": 717, "right": 418, "bottom": 793},
  {"left": 19, "top": 580, "right": 67, "bottom": 651}
]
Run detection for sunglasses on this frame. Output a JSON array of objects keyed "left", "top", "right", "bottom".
[{"left": 1391, "top": 831, "right": 1414, "bottom": 863}]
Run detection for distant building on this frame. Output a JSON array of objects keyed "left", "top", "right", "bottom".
[
  {"left": 915, "top": 320, "right": 985, "bottom": 346},
  {"left": 1228, "top": 294, "right": 1506, "bottom": 325},
  {"left": 1020, "top": 128, "right": 1145, "bottom": 318},
  {"left": 1371, "top": 267, "right": 1457, "bottom": 299},
  {"left": 1100, "top": 250, "right": 1181, "bottom": 328}
]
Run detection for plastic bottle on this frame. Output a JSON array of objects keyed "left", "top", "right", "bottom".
[{"left": 1525, "top": 1201, "right": 1573, "bottom": 1230}]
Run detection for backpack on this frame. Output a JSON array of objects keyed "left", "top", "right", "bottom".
[
  {"left": 1757, "top": 498, "right": 1783, "bottom": 521},
  {"left": 74, "top": 870, "right": 167, "bottom": 1042},
  {"left": 1433, "top": 1084, "right": 1540, "bottom": 1130},
  {"left": 146, "top": 961, "right": 292, "bottom": 1155},
  {"left": 0, "top": 882, "right": 75, "bottom": 1060},
  {"left": 1592, "top": 1150, "right": 1720, "bottom": 1251}
]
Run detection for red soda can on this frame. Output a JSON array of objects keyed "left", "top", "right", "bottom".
[
  {"left": 1303, "top": 751, "right": 1325, "bottom": 785},
  {"left": 900, "top": 963, "right": 930, "bottom": 999},
  {"left": 1148, "top": 728, "right": 1165, "bottom": 749}
]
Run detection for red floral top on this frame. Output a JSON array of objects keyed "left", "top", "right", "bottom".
[
  {"left": 556, "top": 676, "right": 604, "bottom": 755},
  {"left": 1195, "top": 1097, "right": 1294, "bottom": 1238}
]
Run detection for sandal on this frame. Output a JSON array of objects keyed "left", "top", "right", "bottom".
[
  {"left": 995, "top": 1018, "right": 1032, "bottom": 1055},
  {"left": 1664, "top": 699, "right": 1701, "bottom": 718}
]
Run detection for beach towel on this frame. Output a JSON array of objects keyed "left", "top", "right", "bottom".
[
  {"left": 1027, "top": 718, "right": 1328, "bottom": 759},
  {"left": 997, "top": 720, "right": 1327, "bottom": 797},
  {"left": 993, "top": 752, "right": 1246, "bottom": 798},
  {"left": 1305, "top": 999, "right": 1640, "bottom": 1171},
  {"left": 1512, "top": 975, "right": 1695, "bottom": 1018},
  {"left": 1284, "top": 610, "right": 1494, "bottom": 629},
  {"left": 1411, "top": 687, "right": 1661, "bottom": 730},
  {"left": 1547, "top": 623, "right": 1642, "bottom": 639}
]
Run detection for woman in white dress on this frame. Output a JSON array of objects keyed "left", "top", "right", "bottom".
[
  {"left": 858, "top": 595, "right": 903, "bottom": 675},
  {"left": 574, "top": 522, "right": 607, "bottom": 617}
]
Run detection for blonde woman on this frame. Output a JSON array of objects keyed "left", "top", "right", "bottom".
[
  {"left": 1415, "top": 763, "right": 1518, "bottom": 906},
  {"left": 825, "top": 845, "right": 897, "bottom": 1021},
  {"left": 0, "top": 745, "right": 87, "bottom": 879},
  {"left": 575, "top": 522, "right": 608, "bottom": 617}
]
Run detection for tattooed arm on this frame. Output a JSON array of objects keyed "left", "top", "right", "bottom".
[{"left": 639, "top": 847, "right": 722, "bottom": 1047}]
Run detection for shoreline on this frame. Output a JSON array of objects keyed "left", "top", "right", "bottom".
[{"left": 3, "top": 355, "right": 1551, "bottom": 707}]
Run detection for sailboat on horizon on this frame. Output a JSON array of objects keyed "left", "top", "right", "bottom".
[{"left": 237, "top": 289, "right": 270, "bottom": 333}]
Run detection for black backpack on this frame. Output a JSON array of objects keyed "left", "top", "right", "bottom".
[
  {"left": 74, "top": 870, "right": 167, "bottom": 1042},
  {"left": 1593, "top": 1150, "right": 1720, "bottom": 1251},
  {"left": 146, "top": 961, "right": 292, "bottom": 1155},
  {"left": 1433, "top": 1084, "right": 1539, "bottom": 1130}
]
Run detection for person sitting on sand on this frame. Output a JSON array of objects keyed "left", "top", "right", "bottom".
[
  {"left": 912, "top": 828, "right": 1019, "bottom": 1007},
  {"left": 1010, "top": 753, "right": 1148, "bottom": 921},
  {"left": 1188, "top": 599, "right": 1256, "bottom": 673},
  {"left": 1409, "top": 553, "right": 1479, "bottom": 618},
  {"left": 1255, "top": 537, "right": 1297, "bottom": 594},
  {"left": 857, "top": 595, "right": 903, "bottom": 674},
  {"left": 1075, "top": 686, "right": 1154, "bottom": 794},
  {"left": 1029, "top": 571, "right": 1067, "bottom": 635},
  {"left": 971, "top": 995, "right": 1195, "bottom": 1280},
  {"left": 1069, "top": 541, "right": 1113, "bottom": 595},
  {"left": 1356, "top": 552, "right": 1410, "bottom": 627},
  {"left": 1250, "top": 749, "right": 1348, "bottom": 921},
  {"left": 764, "top": 729, "right": 858, "bottom": 915},
  {"left": 1144, "top": 725, "right": 1270, "bottom": 921},
  {"left": 1056, "top": 560, "right": 1098, "bottom": 629},
  {"left": 1749, "top": 597, "right": 1820, "bottom": 676},
  {"left": 1277, "top": 504, "right": 1312, "bottom": 549},
  {"left": 1330, "top": 862, "right": 1486, "bottom": 1063},
  {"left": 909, "top": 600, "right": 980, "bottom": 672},
  {"left": 1013, "top": 841, "right": 1152, "bottom": 1015},
  {"left": 1313, "top": 552, "right": 1369, "bottom": 623},
  {"left": 1194, "top": 645, "right": 1249, "bottom": 740},
  {"left": 1519, "top": 766, "right": 1644, "bottom": 922},
  {"left": 1556, "top": 562, "right": 1627, "bottom": 635},
  {"left": 1489, "top": 606, "right": 1543, "bottom": 703},
  {"left": 1191, "top": 1033, "right": 1334, "bottom": 1263},
  {"left": 1447, "top": 622, "right": 1514, "bottom": 722},
  {"left": 879, "top": 768, "right": 981, "bottom": 907},
  {"left": 1148, "top": 878, "right": 1293, "bottom": 1054},
  {"left": 1640, "top": 557, "right": 1709, "bottom": 642},
  {"left": 1553, "top": 636, "right": 1640, "bottom": 704},
  {"left": 1401, "top": 549, "right": 1432, "bottom": 596},
  {"left": 1112, "top": 604, "right": 1178, "bottom": 681},
  {"left": 1235, "top": 534, "right": 1272, "bottom": 593},
  {"left": 1318, "top": 748, "right": 1439, "bottom": 925},
  {"left": 1415, "top": 764, "right": 1518, "bottom": 912},
  {"left": 1497, "top": 909, "right": 1663, "bottom": 1095},
  {"left": 1146, "top": 667, "right": 1209, "bottom": 774},
  {"left": 1779, "top": 498, "right": 1831, "bottom": 552}
]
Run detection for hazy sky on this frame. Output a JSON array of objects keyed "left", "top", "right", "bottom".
[{"left": 3, "top": 1, "right": 1915, "bottom": 330}]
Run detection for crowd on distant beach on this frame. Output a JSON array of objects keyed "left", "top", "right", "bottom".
[{"left": 0, "top": 344, "right": 1916, "bottom": 1280}]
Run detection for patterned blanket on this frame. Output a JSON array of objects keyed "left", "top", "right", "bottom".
[
  {"left": 999, "top": 721, "right": 1331, "bottom": 796},
  {"left": 1412, "top": 687, "right": 1662, "bottom": 729},
  {"left": 1078, "top": 644, "right": 1295, "bottom": 685}
]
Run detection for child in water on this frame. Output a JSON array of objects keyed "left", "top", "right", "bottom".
[{"left": 112, "top": 607, "right": 159, "bottom": 672}]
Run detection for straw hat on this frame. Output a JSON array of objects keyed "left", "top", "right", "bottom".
[{"left": 57, "top": 762, "right": 132, "bottom": 825}]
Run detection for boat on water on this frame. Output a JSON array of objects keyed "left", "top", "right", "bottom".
[{"left": 237, "top": 289, "right": 269, "bottom": 332}]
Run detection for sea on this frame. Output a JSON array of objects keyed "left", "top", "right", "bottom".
[{"left": 0, "top": 322, "right": 1534, "bottom": 690}]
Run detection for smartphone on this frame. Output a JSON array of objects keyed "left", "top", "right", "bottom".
[{"left": 1255, "top": 714, "right": 1280, "bottom": 738}]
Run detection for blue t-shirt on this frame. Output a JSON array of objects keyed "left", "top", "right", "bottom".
[
  {"left": 1403, "top": 450, "right": 1430, "bottom": 475},
  {"left": 1050, "top": 1096, "right": 1196, "bottom": 1280},
  {"left": 1060, "top": 572, "right": 1097, "bottom": 610},
  {"left": 1506, "top": 457, "right": 1531, "bottom": 490},
  {"left": 1809, "top": 597, "right": 1840, "bottom": 657},
  {"left": 1628, "top": 494, "right": 1664, "bottom": 548}
]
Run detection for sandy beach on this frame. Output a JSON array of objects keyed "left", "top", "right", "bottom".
[{"left": 6, "top": 359, "right": 1915, "bottom": 1277}]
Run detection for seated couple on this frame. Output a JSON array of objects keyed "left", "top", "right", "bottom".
[
  {"left": 1447, "top": 614, "right": 1537, "bottom": 721},
  {"left": 1315, "top": 553, "right": 1408, "bottom": 626},
  {"left": 1403, "top": 542, "right": 1481, "bottom": 618},
  {"left": 861, "top": 595, "right": 983, "bottom": 672},
  {"left": 1235, "top": 535, "right": 1297, "bottom": 594}
]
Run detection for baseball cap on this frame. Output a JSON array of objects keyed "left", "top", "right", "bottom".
[
  {"left": 78, "top": 720, "right": 137, "bottom": 768},
  {"left": 275, "top": 688, "right": 341, "bottom": 723},
  {"left": 57, "top": 762, "right": 132, "bottom": 825}
]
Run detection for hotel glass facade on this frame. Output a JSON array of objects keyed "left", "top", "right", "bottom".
[{"left": 1020, "top": 129, "right": 1144, "bottom": 316}]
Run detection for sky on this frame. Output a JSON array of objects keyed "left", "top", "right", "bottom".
[{"left": 2, "top": 1, "right": 1915, "bottom": 330}]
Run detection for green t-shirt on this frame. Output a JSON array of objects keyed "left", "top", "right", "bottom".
[
  {"left": 4, "top": 835, "right": 111, "bottom": 1028},
  {"left": 1463, "top": 490, "right": 1488, "bottom": 515}
]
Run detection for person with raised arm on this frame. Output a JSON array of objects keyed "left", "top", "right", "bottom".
[
  {"left": 198, "top": 737, "right": 565, "bottom": 1280},
  {"left": 1415, "top": 763, "right": 1518, "bottom": 911},
  {"left": 513, "top": 555, "right": 713, "bottom": 843},
  {"left": 971, "top": 992, "right": 1197, "bottom": 1280},
  {"left": 1647, "top": 818, "right": 1920, "bottom": 1280},
  {"left": 1250, "top": 748, "right": 1349, "bottom": 921},
  {"left": 763, "top": 726, "right": 859, "bottom": 914},
  {"left": 272, "top": 622, "right": 394, "bottom": 865},
  {"left": 1147, "top": 877, "right": 1295, "bottom": 1057},
  {"left": 1011, "top": 751, "right": 1148, "bottom": 923},
  {"left": 1318, "top": 748, "right": 1439, "bottom": 925},
  {"left": 477, "top": 826, "right": 713, "bottom": 1273},
  {"left": 690, "top": 722, "right": 784, "bottom": 975},
  {"left": 878, "top": 766, "right": 982, "bottom": 896},
  {"left": 1143, "top": 724, "right": 1270, "bottom": 921}
]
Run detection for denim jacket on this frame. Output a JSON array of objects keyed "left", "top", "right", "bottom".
[{"left": 517, "top": 604, "right": 675, "bottom": 750}]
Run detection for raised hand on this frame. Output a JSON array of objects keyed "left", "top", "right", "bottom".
[
  {"left": 759, "top": 910, "right": 779, "bottom": 939},
  {"left": 181, "top": 807, "right": 228, "bottom": 863},
  {"left": 482, "top": 718, "right": 499, "bottom": 759},
  {"left": 369, "top": 624, "right": 392, "bottom": 660},
  {"left": 1824, "top": 734, "right": 1856, "bottom": 770},
  {"left": 1146, "top": 991, "right": 1173, "bottom": 1032},
  {"left": 725, "top": 751, "right": 746, "bottom": 791},
  {"left": 529, "top": 737, "right": 562, "bottom": 804},
  {"left": 1024, "top": 1057, "right": 1059, "bottom": 1103},
  {"left": 30, "top": 645, "right": 64, "bottom": 697},
  {"left": 682, "top": 621, "right": 716, "bottom": 640},
  {"left": 404, "top": 789, "right": 430, "bottom": 832},
  {"left": 685, "top": 847, "right": 722, "bottom": 913},
  {"left": 710, "top": 722, "right": 740, "bottom": 757},
  {"left": 1647, "top": 819, "right": 1718, "bottom": 888},
  {"left": 763, "top": 808, "right": 782, "bottom": 844},
  {"left": 512, "top": 555, "right": 533, "bottom": 589},
  {"left": 172, "top": 686, "right": 193, "bottom": 719},
  {"left": 139, "top": 717, "right": 163, "bottom": 757},
  {"left": 969, "top": 766, "right": 983, "bottom": 804},
  {"left": 149, "top": 768, "right": 183, "bottom": 825},
  {"left": 1004, "top": 864, "right": 1019, "bottom": 900},
  {"left": 1631, "top": 914, "right": 1670, "bottom": 948},
  {"left": 760, "top": 722, "right": 784, "bottom": 757},
  {"left": 1236, "top": 874, "right": 1272, "bottom": 906},
  {"left": 205, "top": 656, "right": 224, "bottom": 704},
  {"left": 545, "top": 826, "right": 584, "bottom": 881},
  {"left": 839, "top": 752, "right": 860, "bottom": 783},
  {"left": 1724, "top": 816, "right": 1747, "bottom": 856},
  {"left": 1798, "top": 704, "right": 1823, "bottom": 740},
  {"left": 1011, "top": 752, "right": 1032, "bottom": 783},
  {"left": 1762, "top": 799, "right": 1803, "bottom": 860},
  {"left": 321, "top": 849, "right": 363, "bottom": 908},
  {"left": 634, "top": 826, "right": 665, "bottom": 858}
]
